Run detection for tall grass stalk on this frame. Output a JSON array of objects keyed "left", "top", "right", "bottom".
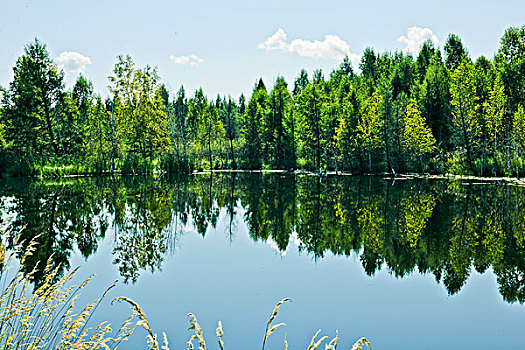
[
  {"left": 1, "top": 225, "right": 371, "bottom": 349},
  {"left": 0, "top": 228, "right": 139, "bottom": 350}
]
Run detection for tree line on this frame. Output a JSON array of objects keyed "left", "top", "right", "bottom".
[{"left": 1, "top": 25, "right": 525, "bottom": 177}]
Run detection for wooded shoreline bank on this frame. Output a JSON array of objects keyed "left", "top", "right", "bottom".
[{"left": 3, "top": 26, "right": 525, "bottom": 180}]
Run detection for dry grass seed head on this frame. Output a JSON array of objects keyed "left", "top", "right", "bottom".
[
  {"left": 161, "top": 332, "right": 170, "bottom": 350},
  {"left": 306, "top": 329, "right": 329, "bottom": 350},
  {"left": 262, "top": 298, "right": 291, "bottom": 350},
  {"left": 186, "top": 313, "right": 206, "bottom": 350},
  {"left": 351, "top": 337, "right": 372, "bottom": 350},
  {"left": 113, "top": 296, "right": 154, "bottom": 338},
  {"left": 216, "top": 321, "right": 224, "bottom": 350},
  {"left": 266, "top": 298, "right": 291, "bottom": 331},
  {"left": 325, "top": 331, "right": 339, "bottom": 350}
]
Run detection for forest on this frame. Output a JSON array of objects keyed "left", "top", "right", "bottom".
[{"left": 1, "top": 25, "right": 525, "bottom": 177}]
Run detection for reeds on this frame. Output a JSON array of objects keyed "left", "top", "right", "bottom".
[
  {"left": 262, "top": 297, "right": 291, "bottom": 350},
  {"left": 122, "top": 296, "right": 371, "bottom": 350},
  {"left": 0, "top": 228, "right": 140, "bottom": 350},
  {"left": 1, "top": 224, "right": 371, "bottom": 349}
]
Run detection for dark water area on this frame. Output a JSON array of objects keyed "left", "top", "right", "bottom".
[{"left": 1, "top": 173, "right": 525, "bottom": 349}]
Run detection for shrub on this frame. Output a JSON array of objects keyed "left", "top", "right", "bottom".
[
  {"left": 159, "top": 153, "right": 192, "bottom": 174},
  {"left": 121, "top": 154, "right": 154, "bottom": 175}
]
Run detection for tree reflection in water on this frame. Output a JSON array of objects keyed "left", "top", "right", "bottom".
[{"left": 2, "top": 174, "right": 525, "bottom": 302}]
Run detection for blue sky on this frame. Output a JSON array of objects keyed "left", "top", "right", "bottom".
[{"left": 1, "top": 0, "right": 525, "bottom": 100}]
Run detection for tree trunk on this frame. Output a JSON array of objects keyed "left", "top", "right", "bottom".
[
  {"left": 229, "top": 138, "right": 236, "bottom": 169},
  {"left": 369, "top": 150, "right": 372, "bottom": 174},
  {"left": 515, "top": 132, "right": 519, "bottom": 179},
  {"left": 291, "top": 109, "right": 296, "bottom": 169},
  {"left": 314, "top": 87, "right": 321, "bottom": 171},
  {"left": 111, "top": 104, "right": 116, "bottom": 174},
  {"left": 43, "top": 98, "right": 59, "bottom": 156},
  {"left": 461, "top": 113, "right": 473, "bottom": 171},
  {"left": 208, "top": 134, "right": 213, "bottom": 170},
  {"left": 383, "top": 120, "right": 391, "bottom": 172},
  {"left": 493, "top": 131, "right": 497, "bottom": 177}
]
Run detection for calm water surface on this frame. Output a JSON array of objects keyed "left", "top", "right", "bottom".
[{"left": 2, "top": 173, "right": 525, "bottom": 349}]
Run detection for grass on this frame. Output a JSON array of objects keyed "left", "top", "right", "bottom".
[
  {"left": 116, "top": 296, "right": 371, "bottom": 350},
  {"left": 0, "top": 229, "right": 140, "bottom": 349},
  {"left": 0, "top": 225, "right": 371, "bottom": 349}
]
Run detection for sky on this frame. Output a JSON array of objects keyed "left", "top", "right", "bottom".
[{"left": 1, "top": 0, "right": 525, "bottom": 100}]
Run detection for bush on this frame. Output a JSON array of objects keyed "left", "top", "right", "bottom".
[
  {"left": 5, "top": 156, "right": 36, "bottom": 177},
  {"left": 446, "top": 151, "right": 473, "bottom": 176},
  {"left": 121, "top": 154, "right": 154, "bottom": 175},
  {"left": 159, "top": 153, "right": 192, "bottom": 174}
]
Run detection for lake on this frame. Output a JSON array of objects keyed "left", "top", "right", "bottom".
[{"left": 1, "top": 173, "right": 525, "bottom": 349}]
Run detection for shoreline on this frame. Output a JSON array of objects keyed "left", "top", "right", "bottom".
[
  {"left": 192, "top": 169, "right": 525, "bottom": 186},
  {"left": 5, "top": 169, "right": 525, "bottom": 186}
]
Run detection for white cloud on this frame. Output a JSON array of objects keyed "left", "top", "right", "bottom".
[
  {"left": 55, "top": 52, "right": 91, "bottom": 74},
  {"left": 169, "top": 54, "right": 203, "bottom": 66},
  {"left": 257, "top": 28, "right": 288, "bottom": 51},
  {"left": 398, "top": 26, "right": 439, "bottom": 55},
  {"left": 258, "top": 28, "right": 359, "bottom": 62}
]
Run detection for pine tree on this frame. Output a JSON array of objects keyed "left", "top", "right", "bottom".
[{"left": 2, "top": 39, "right": 64, "bottom": 160}]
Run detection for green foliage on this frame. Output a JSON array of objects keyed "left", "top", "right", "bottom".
[
  {"left": 495, "top": 25, "right": 525, "bottom": 113},
  {"left": 159, "top": 152, "right": 192, "bottom": 174},
  {"left": 242, "top": 81, "right": 268, "bottom": 169},
  {"left": 121, "top": 153, "right": 155, "bottom": 175},
  {"left": 419, "top": 53, "right": 451, "bottom": 149},
  {"left": 450, "top": 59, "right": 477, "bottom": 171},
  {"left": 2, "top": 39, "right": 64, "bottom": 159},
  {"left": 266, "top": 76, "right": 293, "bottom": 168},
  {"left": 5, "top": 173, "right": 525, "bottom": 302},
  {"left": 403, "top": 98, "right": 436, "bottom": 172},
  {"left": 3, "top": 28, "right": 525, "bottom": 178},
  {"left": 5, "top": 156, "right": 37, "bottom": 177},
  {"left": 444, "top": 34, "right": 469, "bottom": 71},
  {"left": 109, "top": 55, "right": 170, "bottom": 160},
  {"left": 296, "top": 70, "right": 326, "bottom": 170},
  {"left": 356, "top": 92, "right": 384, "bottom": 172}
]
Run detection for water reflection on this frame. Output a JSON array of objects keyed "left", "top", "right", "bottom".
[{"left": 2, "top": 174, "right": 525, "bottom": 303}]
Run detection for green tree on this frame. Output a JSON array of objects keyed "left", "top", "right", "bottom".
[
  {"left": 221, "top": 96, "right": 240, "bottom": 169},
  {"left": 513, "top": 105, "right": 525, "bottom": 178},
  {"left": 444, "top": 34, "right": 469, "bottom": 71},
  {"left": 403, "top": 98, "right": 436, "bottom": 172},
  {"left": 472, "top": 56, "right": 496, "bottom": 176},
  {"left": 356, "top": 92, "right": 384, "bottom": 173},
  {"left": 484, "top": 76, "right": 506, "bottom": 176},
  {"left": 360, "top": 48, "right": 378, "bottom": 83},
  {"left": 296, "top": 70, "right": 325, "bottom": 170},
  {"left": 85, "top": 96, "right": 112, "bottom": 172},
  {"left": 108, "top": 55, "right": 170, "bottom": 164},
  {"left": 242, "top": 80, "right": 268, "bottom": 169},
  {"left": 2, "top": 39, "right": 64, "bottom": 160},
  {"left": 173, "top": 86, "right": 189, "bottom": 160},
  {"left": 416, "top": 40, "right": 436, "bottom": 83},
  {"left": 267, "top": 77, "right": 292, "bottom": 168},
  {"left": 450, "top": 60, "right": 477, "bottom": 171},
  {"left": 419, "top": 53, "right": 451, "bottom": 150},
  {"left": 495, "top": 25, "right": 525, "bottom": 113}
]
